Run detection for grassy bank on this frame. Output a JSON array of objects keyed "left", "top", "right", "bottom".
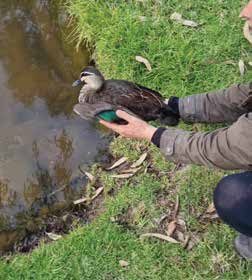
[{"left": 1, "top": 0, "right": 252, "bottom": 279}]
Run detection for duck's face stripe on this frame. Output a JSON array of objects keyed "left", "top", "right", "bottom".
[{"left": 80, "top": 71, "right": 94, "bottom": 78}]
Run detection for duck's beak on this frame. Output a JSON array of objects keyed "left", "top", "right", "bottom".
[{"left": 72, "top": 79, "right": 82, "bottom": 87}]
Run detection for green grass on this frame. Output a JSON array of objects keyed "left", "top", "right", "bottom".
[{"left": 1, "top": 0, "right": 252, "bottom": 279}]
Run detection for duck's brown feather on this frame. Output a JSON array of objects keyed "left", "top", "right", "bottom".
[{"left": 86, "top": 80, "right": 165, "bottom": 121}]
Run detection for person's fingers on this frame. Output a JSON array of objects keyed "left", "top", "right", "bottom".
[
  {"left": 99, "top": 119, "right": 123, "bottom": 132},
  {"left": 116, "top": 110, "right": 136, "bottom": 122}
]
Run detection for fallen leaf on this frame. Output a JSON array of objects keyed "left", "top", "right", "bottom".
[
  {"left": 135, "top": 56, "right": 152, "bottom": 72},
  {"left": 111, "top": 173, "right": 134, "bottom": 179},
  {"left": 176, "top": 218, "right": 186, "bottom": 227},
  {"left": 173, "top": 195, "right": 180, "bottom": 220},
  {"left": 84, "top": 171, "right": 95, "bottom": 182},
  {"left": 158, "top": 198, "right": 170, "bottom": 207},
  {"left": 186, "top": 234, "right": 201, "bottom": 251},
  {"left": 106, "top": 157, "right": 128, "bottom": 171},
  {"left": 120, "top": 167, "right": 142, "bottom": 174},
  {"left": 239, "top": 59, "right": 245, "bottom": 76},
  {"left": 140, "top": 233, "right": 179, "bottom": 243},
  {"left": 138, "top": 16, "right": 146, "bottom": 22},
  {"left": 79, "top": 165, "right": 95, "bottom": 182},
  {"left": 176, "top": 231, "right": 185, "bottom": 242},
  {"left": 91, "top": 187, "right": 104, "bottom": 201},
  {"left": 186, "top": 239, "right": 197, "bottom": 251},
  {"left": 224, "top": 60, "right": 236, "bottom": 66},
  {"left": 47, "top": 185, "right": 67, "bottom": 198},
  {"left": 119, "top": 260, "right": 129, "bottom": 267},
  {"left": 73, "top": 187, "right": 104, "bottom": 205},
  {"left": 243, "top": 21, "right": 252, "bottom": 44},
  {"left": 170, "top": 12, "right": 182, "bottom": 21},
  {"left": 131, "top": 152, "right": 148, "bottom": 168},
  {"left": 210, "top": 213, "right": 219, "bottom": 220},
  {"left": 183, "top": 235, "right": 190, "bottom": 248},
  {"left": 73, "top": 197, "right": 88, "bottom": 205},
  {"left": 206, "top": 202, "right": 216, "bottom": 214},
  {"left": 182, "top": 19, "right": 198, "bottom": 27},
  {"left": 167, "top": 220, "right": 177, "bottom": 236},
  {"left": 155, "top": 214, "right": 168, "bottom": 225},
  {"left": 46, "top": 232, "right": 62, "bottom": 241},
  {"left": 170, "top": 12, "right": 199, "bottom": 27}
]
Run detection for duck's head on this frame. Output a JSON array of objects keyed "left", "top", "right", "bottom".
[{"left": 72, "top": 66, "right": 105, "bottom": 91}]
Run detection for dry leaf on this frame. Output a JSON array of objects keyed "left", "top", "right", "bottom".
[
  {"left": 73, "top": 197, "right": 88, "bottom": 205},
  {"left": 239, "top": 59, "right": 245, "bottom": 76},
  {"left": 183, "top": 235, "right": 190, "bottom": 248},
  {"left": 111, "top": 173, "right": 134, "bottom": 179},
  {"left": 84, "top": 171, "right": 95, "bottom": 182},
  {"left": 243, "top": 21, "right": 252, "bottom": 44},
  {"left": 182, "top": 19, "right": 198, "bottom": 27},
  {"left": 186, "top": 239, "right": 197, "bottom": 251},
  {"left": 186, "top": 234, "right": 201, "bottom": 250},
  {"left": 138, "top": 16, "right": 146, "bottom": 22},
  {"left": 155, "top": 214, "right": 168, "bottom": 225},
  {"left": 106, "top": 157, "right": 128, "bottom": 171},
  {"left": 73, "top": 187, "right": 104, "bottom": 205},
  {"left": 167, "top": 220, "right": 177, "bottom": 236},
  {"left": 176, "top": 231, "right": 185, "bottom": 242},
  {"left": 206, "top": 202, "right": 216, "bottom": 214},
  {"left": 224, "top": 60, "right": 236, "bottom": 66},
  {"left": 173, "top": 195, "right": 180, "bottom": 219},
  {"left": 46, "top": 232, "right": 62, "bottom": 241},
  {"left": 120, "top": 167, "right": 142, "bottom": 174},
  {"left": 210, "top": 213, "right": 219, "bottom": 220},
  {"left": 170, "top": 12, "right": 198, "bottom": 27},
  {"left": 91, "top": 187, "right": 104, "bottom": 200},
  {"left": 131, "top": 152, "right": 148, "bottom": 168},
  {"left": 119, "top": 260, "right": 129, "bottom": 267},
  {"left": 176, "top": 218, "right": 186, "bottom": 227},
  {"left": 140, "top": 233, "right": 179, "bottom": 243},
  {"left": 170, "top": 12, "right": 182, "bottom": 21},
  {"left": 135, "top": 56, "right": 152, "bottom": 72}
]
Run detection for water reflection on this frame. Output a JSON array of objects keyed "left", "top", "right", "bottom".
[{"left": 0, "top": 0, "right": 108, "bottom": 248}]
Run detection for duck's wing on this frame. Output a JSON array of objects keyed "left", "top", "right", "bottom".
[
  {"left": 101, "top": 80, "right": 164, "bottom": 109},
  {"left": 74, "top": 102, "right": 114, "bottom": 120},
  {"left": 74, "top": 101, "right": 140, "bottom": 122}
]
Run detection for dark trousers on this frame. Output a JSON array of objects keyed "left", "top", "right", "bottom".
[{"left": 214, "top": 172, "right": 252, "bottom": 237}]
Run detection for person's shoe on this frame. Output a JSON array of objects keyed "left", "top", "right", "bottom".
[{"left": 234, "top": 233, "right": 252, "bottom": 260}]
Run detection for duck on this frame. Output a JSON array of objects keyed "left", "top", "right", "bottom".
[{"left": 72, "top": 66, "right": 179, "bottom": 125}]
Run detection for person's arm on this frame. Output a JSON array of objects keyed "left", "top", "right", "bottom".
[
  {"left": 100, "top": 111, "right": 252, "bottom": 171},
  {"left": 154, "top": 112, "right": 252, "bottom": 170},
  {"left": 177, "top": 83, "right": 252, "bottom": 124}
]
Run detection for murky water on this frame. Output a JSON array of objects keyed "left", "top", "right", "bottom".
[{"left": 0, "top": 1, "right": 108, "bottom": 251}]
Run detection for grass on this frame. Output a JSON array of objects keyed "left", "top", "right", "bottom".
[{"left": 1, "top": 0, "right": 252, "bottom": 279}]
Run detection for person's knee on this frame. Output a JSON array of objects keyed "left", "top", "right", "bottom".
[{"left": 213, "top": 174, "right": 248, "bottom": 216}]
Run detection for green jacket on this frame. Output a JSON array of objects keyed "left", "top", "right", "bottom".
[{"left": 160, "top": 83, "right": 252, "bottom": 170}]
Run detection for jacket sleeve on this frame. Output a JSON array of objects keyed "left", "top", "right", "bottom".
[
  {"left": 159, "top": 113, "right": 252, "bottom": 170},
  {"left": 179, "top": 83, "right": 252, "bottom": 123}
]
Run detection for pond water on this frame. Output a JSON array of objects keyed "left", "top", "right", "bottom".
[{"left": 0, "top": 1, "right": 108, "bottom": 251}]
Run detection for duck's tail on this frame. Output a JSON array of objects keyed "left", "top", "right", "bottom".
[{"left": 159, "top": 105, "right": 180, "bottom": 126}]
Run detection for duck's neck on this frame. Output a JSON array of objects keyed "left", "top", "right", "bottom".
[{"left": 78, "top": 85, "right": 97, "bottom": 103}]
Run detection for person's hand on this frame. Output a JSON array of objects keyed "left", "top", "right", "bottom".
[
  {"left": 240, "top": 0, "right": 252, "bottom": 26},
  {"left": 99, "top": 110, "right": 157, "bottom": 141}
]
